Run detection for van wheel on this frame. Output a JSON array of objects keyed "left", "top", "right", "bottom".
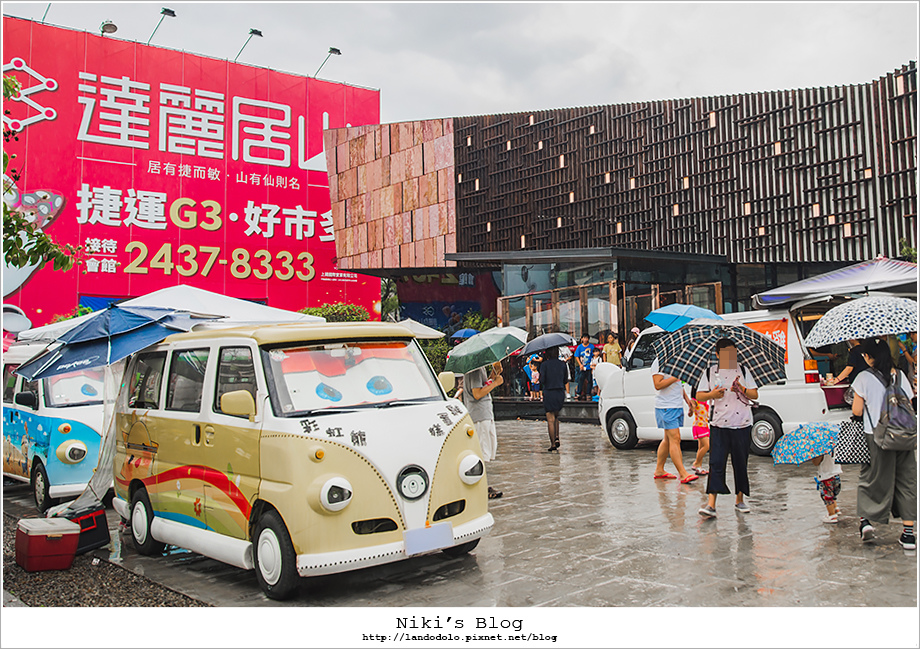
[
  {"left": 253, "top": 511, "right": 299, "bottom": 601},
  {"left": 130, "top": 488, "right": 165, "bottom": 555},
  {"left": 751, "top": 410, "right": 782, "bottom": 456},
  {"left": 442, "top": 538, "right": 480, "bottom": 558},
  {"left": 31, "top": 462, "right": 54, "bottom": 513},
  {"left": 607, "top": 410, "right": 638, "bottom": 449}
]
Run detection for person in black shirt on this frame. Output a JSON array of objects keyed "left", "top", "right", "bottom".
[
  {"left": 540, "top": 346, "right": 569, "bottom": 451},
  {"left": 828, "top": 339, "right": 868, "bottom": 385}
]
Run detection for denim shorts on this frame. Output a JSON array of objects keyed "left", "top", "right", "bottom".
[{"left": 655, "top": 407, "right": 684, "bottom": 429}]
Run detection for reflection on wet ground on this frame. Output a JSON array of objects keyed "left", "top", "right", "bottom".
[{"left": 4, "top": 420, "right": 916, "bottom": 606}]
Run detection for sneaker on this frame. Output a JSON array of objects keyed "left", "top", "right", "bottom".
[
  {"left": 698, "top": 505, "right": 717, "bottom": 519},
  {"left": 899, "top": 532, "right": 917, "bottom": 550},
  {"left": 735, "top": 502, "right": 751, "bottom": 514},
  {"left": 860, "top": 519, "right": 875, "bottom": 541},
  {"left": 823, "top": 514, "right": 838, "bottom": 524}
]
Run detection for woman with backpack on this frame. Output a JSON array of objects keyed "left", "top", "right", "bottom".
[{"left": 851, "top": 338, "right": 917, "bottom": 550}]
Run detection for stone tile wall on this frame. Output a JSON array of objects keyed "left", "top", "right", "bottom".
[{"left": 324, "top": 118, "right": 456, "bottom": 270}]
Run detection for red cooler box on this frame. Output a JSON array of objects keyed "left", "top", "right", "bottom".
[{"left": 15, "top": 518, "right": 81, "bottom": 572}]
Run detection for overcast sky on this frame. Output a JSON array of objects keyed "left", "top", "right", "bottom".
[{"left": 3, "top": 2, "right": 918, "bottom": 123}]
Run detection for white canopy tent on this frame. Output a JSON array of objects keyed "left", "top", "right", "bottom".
[{"left": 752, "top": 257, "right": 917, "bottom": 310}]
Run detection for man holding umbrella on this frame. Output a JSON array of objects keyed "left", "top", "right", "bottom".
[{"left": 462, "top": 362, "right": 504, "bottom": 499}]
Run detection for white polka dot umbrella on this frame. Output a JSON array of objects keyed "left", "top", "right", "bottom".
[{"left": 803, "top": 296, "right": 918, "bottom": 348}]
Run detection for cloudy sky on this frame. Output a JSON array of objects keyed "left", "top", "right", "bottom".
[{"left": 3, "top": 2, "right": 918, "bottom": 123}]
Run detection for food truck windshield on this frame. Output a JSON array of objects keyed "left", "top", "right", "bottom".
[
  {"left": 263, "top": 340, "right": 444, "bottom": 416},
  {"left": 44, "top": 369, "right": 105, "bottom": 408}
]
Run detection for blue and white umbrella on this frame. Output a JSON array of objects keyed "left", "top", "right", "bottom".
[
  {"left": 645, "top": 304, "right": 722, "bottom": 332},
  {"left": 450, "top": 328, "right": 479, "bottom": 339},
  {"left": 803, "top": 296, "right": 918, "bottom": 348},
  {"left": 16, "top": 305, "right": 216, "bottom": 381},
  {"left": 771, "top": 422, "right": 838, "bottom": 465}
]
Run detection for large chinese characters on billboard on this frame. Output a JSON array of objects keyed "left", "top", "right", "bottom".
[{"left": 2, "top": 17, "right": 381, "bottom": 326}]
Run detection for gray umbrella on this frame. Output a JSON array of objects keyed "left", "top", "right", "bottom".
[{"left": 520, "top": 332, "right": 576, "bottom": 355}]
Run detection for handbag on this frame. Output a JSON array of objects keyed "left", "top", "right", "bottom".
[{"left": 834, "top": 417, "right": 871, "bottom": 464}]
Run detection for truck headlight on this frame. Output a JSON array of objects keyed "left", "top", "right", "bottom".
[
  {"left": 320, "top": 477, "right": 353, "bottom": 512},
  {"left": 458, "top": 454, "right": 484, "bottom": 485},
  {"left": 56, "top": 440, "right": 87, "bottom": 464}
]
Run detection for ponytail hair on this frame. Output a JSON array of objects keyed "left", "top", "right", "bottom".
[{"left": 862, "top": 338, "right": 894, "bottom": 385}]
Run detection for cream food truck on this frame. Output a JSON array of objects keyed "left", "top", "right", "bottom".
[{"left": 112, "top": 322, "right": 493, "bottom": 600}]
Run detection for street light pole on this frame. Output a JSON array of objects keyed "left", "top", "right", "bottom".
[
  {"left": 314, "top": 47, "right": 342, "bottom": 78},
  {"left": 234, "top": 28, "right": 262, "bottom": 62},
  {"left": 147, "top": 7, "right": 176, "bottom": 45}
]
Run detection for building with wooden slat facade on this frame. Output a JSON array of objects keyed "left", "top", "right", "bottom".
[{"left": 323, "top": 62, "right": 916, "bottom": 338}]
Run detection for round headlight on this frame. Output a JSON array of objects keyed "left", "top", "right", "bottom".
[
  {"left": 396, "top": 465, "right": 429, "bottom": 501},
  {"left": 320, "top": 477, "right": 353, "bottom": 512},
  {"left": 458, "top": 454, "right": 484, "bottom": 485},
  {"left": 56, "top": 440, "right": 88, "bottom": 464}
]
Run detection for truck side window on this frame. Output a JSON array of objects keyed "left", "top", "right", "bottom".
[
  {"left": 3, "top": 364, "right": 19, "bottom": 403},
  {"left": 214, "top": 347, "right": 256, "bottom": 416},
  {"left": 166, "top": 349, "right": 210, "bottom": 413},
  {"left": 628, "top": 332, "right": 665, "bottom": 370},
  {"left": 128, "top": 352, "right": 167, "bottom": 409}
]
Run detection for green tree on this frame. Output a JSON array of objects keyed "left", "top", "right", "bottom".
[
  {"left": 381, "top": 277, "right": 400, "bottom": 322},
  {"left": 298, "top": 302, "right": 370, "bottom": 322},
  {"left": 50, "top": 305, "right": 94, "bottom": 323},
  {"left": 3, "top": 75, "right": 80, "bottom": 271},
  {"left": 899, "top": 237, "right": 917, "bottom": 263}
]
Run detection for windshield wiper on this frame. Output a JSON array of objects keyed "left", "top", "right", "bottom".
[
  {"left": 297, "top": 406, "right": 369, "bottom": 417},
  {"left": 375, "top": 398, "right": 441, "bottom": 408}
]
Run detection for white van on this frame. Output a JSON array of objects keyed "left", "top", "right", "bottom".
[{"left": 596, "top": 309, "right": 850, "bottom": 455}]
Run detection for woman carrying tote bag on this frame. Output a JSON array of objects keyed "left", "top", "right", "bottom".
[{"left": 851, "top": 338, "right": 917, "bottom": 550}]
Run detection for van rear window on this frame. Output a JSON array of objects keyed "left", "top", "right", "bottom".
[{"left": 44, "top": 369, "right": 104, "bottom": 407}]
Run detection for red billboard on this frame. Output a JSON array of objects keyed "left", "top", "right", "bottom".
[{"left": 2, "top": 17, "right": 382, "bottom": 326}]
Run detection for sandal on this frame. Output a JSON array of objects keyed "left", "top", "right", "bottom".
[
  {"left": 692, "top": 467, "right": 709, "bottom": 476},
  {"left": 654, "top": 472, "right": 677, "bottom": 480},
  {"left": 488, "top": 487, "right": 503, "bottom": 499},
  {"left": 680, "top": 474, "right": 699, "bottom": 484}
]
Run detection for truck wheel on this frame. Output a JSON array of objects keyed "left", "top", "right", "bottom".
[
  {"left": 130, "top": 488, "right": 165, "bottom": 555},
  {"left": 751, "top": 410, "right": 783, "bottom": 456},
  {"left": 253, "top": 510, "right": 299, "bottom": 600},
  {"left": 31, "top": 461, "right": 55, "bottom": 513},
  {"left": 442, "top": 538, "right": 480, "bottom": 558},
  {"left": 606, "top": 410, "right": 638, "bottom": 449}
]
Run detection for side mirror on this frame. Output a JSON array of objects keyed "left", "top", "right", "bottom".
[
  {"left": 220, "top": 390, "right": 256, "bottom": 421},
  {"left": 14, "top": 391, "right": 38, "bottom": 410},
  {"left": 630, "top": 357, "right": 645, "bottom": 370},
  {"left": 437, "top": 371, "right": 456, "bottom": 394}
]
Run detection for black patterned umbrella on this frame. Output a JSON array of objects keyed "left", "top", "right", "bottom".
[{"left": 651, "top": 318, "right": 787, "bottom": 388}]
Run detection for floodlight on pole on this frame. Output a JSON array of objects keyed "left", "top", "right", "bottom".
[
  {"left": 100, "top": 20, "right": 118, "bottom": 35},
  {"left": 234, "top": 28, "right": 263, "bottom": 62},
  {"left": 147, "top": 7, "right": 176, "bottom": 45},
  {"left": 314, "top": 47, "right": 342, "bottom": 78}
]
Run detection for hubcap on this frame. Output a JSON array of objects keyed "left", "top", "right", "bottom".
[
  {"left": 132, "top": 501, "right": 149, "bottom": 544},
  {"left": 612, "top": 419, "right": 630, "bottom": 444},
  {"left": 752, "top": 421, "right": 776, "bottom": 449},
  {"left": 258, "top": 528, "right": 282, "bottom": 586},
  {"left": 34, "top": 471, "right": 45, "bottom": 507}
]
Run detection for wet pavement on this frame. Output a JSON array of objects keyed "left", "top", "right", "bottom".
[{"left": 2, "top": 419, "right": 916, "bottom": 607}]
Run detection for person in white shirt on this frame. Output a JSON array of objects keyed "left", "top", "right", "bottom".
[
  {"left": 651, "top": 358, "right": 697, "bottom": 483},
  {"left": 851, "top": 338, "right": 916, "bottom": 549},
  {"left": 695, "top": 338, "right": 759, "bottom": 518},
  {"left": 812, "top": 452, "right": 843, "bottom": 524}
]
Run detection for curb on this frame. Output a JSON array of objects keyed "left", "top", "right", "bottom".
[{"left": 3, "top": 589, "right": 28, "bottom": 607}]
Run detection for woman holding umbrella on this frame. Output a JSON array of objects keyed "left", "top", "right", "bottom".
[
  {"left": 851, "top": 338, "right": 916, "bottom": 549},
  {"left": 540, "top": 346, "right": 570, "bottom": 451},
  {"left": 696, "top": 338, "right": 759, "bottom": 518},
  {"left": 462, "top": 361, "right": 505, "bottom": 499}
]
